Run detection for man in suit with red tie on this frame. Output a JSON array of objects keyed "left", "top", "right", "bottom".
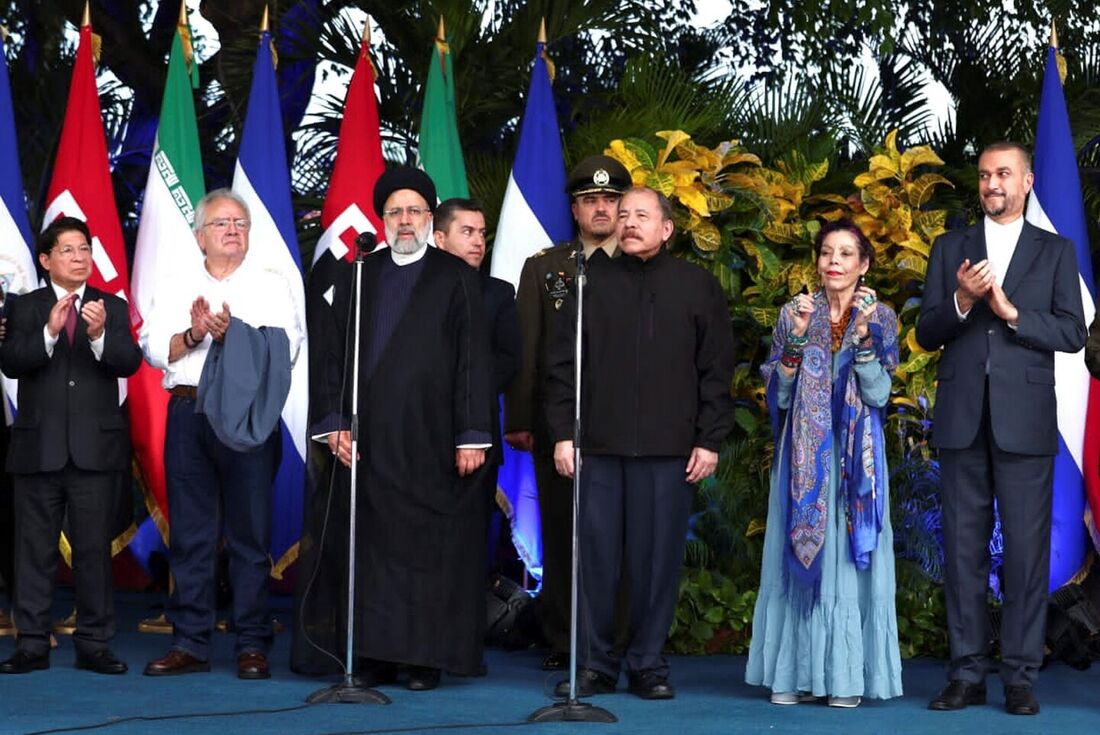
[
  {"left": 0, "top": 216, "right": 142, "bottom": 675},
  {"left": 918, "top": 142, "right": 1087, "bottom": 715}
]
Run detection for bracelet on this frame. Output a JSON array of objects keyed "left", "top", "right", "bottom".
[
  {"left": 183, "top": 328, "right": 198, "bottom": 349},
  {"left": 786, "top": 332, "right": 809, "bottom": 346},
  {"left": 780, "top": 353, "right": 803, "bottom": 369},
  {"left": 782, "top": 345, "right": 803, "bottom": 359},
  {"left": 854, "top": 347, "right": 876, "bottom": 364}
]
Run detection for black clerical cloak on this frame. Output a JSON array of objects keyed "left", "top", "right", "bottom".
[{"left": 294, "top": 246, "right": 492, "bottom": 676}]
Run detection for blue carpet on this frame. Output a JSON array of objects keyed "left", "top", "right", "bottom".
[{"left": 0, "top": 591, "right": 1098, "bottom": 734}]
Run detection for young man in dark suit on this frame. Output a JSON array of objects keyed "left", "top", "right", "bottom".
[
  {"left": 0, "top": 216, "right": 142, "bottom": 675},
  {"left": 918, "top": 142, "right": 1087, "bottom": 715}
]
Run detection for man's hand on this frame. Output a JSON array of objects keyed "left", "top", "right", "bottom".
[
  {"left": 986, "top": 282, "right": 1019, "bottom": 325},
  {"left": 47, "top": 293, "right": 78, "bottom": 338},
  {"left": 955, "top": 258, "right": 994, "bottom": 314},
  {"left": 327, "top": 431, "right": 353, "bottom": 468},
  {"left": 505, "top": 430, "right": 534, "bottom": 452},
  {"left": 685, "top": 447, "right": 718, "bottom": 484},
  {"left": 200, "top": 301, "right": 231, "bottom": 343},
  {"left": 455, "top": 448, "right": 486, "bottom": 477},
  {"left": 190, "top": 296, "right": 211, "bottom": 340},
  {"left": 81, "top": 299, "right": 107, "bottom": 340},
  {"left": 554, "top": 440, "right": 575, "bottom": 479}
]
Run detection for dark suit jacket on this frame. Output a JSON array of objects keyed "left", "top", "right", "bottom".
[
  {"left": 0, "top": 284, "right": 143, "bottom": 474},
  {"left": 916, "top": 220, "right": 1086, "bottom": 455},
  {"left": 481, "top": 271, "right": 520, "bottom": 467}
]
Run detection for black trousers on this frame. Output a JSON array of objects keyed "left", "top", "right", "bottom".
[
  {"left": 0, "top": 420, "right": 14, "bottom": 602},
  {"left": 534, "top": 449, "right": 574, "bottom": 652},
  {"left": 13, "top": 463, "right": 116, "bottom": 656},
  {"left": 577, "top": 455, "right": 692, "bottom": 679},
  {"left": 938, "top": 388, "right": 1052, "bottom": 688}
]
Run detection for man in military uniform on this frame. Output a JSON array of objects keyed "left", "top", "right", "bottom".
[{"left": 504, "top": 154, "right": 631, "bottom": 670}]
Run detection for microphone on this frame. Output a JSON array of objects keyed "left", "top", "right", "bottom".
[{"left": 354, "top": 232, "right": 376, "bottom": 261}]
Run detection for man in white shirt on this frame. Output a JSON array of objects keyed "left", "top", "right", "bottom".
[
  {"left": 917, "top": 142, "right": 1086, "bottom": 715},
  {"left": 141, "top": 189, "right": 302, "bottom": 681}
]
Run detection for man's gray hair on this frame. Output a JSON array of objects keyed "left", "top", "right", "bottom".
[{"left": 193, "top": 188, "right": 251, "bottom": 233}]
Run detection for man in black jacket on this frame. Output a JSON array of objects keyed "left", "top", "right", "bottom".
[
  {"left": 547, "top": 187, "right": 735, "bottom": 699},
  {"left": 433, "top": 197, "right": 521, "bottom": 546},
  {"left": 0, "top": 216, "right": 142, "bottom": 675}
]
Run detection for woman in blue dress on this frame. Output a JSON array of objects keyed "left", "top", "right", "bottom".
[{"left": 745, "top": 219, "right": 903, "bottom": 707}]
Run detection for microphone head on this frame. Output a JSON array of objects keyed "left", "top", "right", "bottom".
[{"left": 355, "top": 232, "right": 377, "bottom": 252}]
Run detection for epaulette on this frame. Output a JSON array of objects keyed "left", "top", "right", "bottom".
[{"left": 532, "top": 241, "right": 574, "bottom": 259}]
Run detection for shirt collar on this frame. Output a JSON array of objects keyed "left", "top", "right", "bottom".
[
  {"left": 390, "top": 242, "right": 429, "bottom": 266},
  {"left": 50, "top": 281, "right": 86, "bottom": 301},
  {"left": 984, "top": 214, "right": 1025, "bottom": 244},
  {"left": 581, "top": 234, "right": 618, "bottom": 260}
]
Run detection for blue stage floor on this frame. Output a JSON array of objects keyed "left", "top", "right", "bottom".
[{"left": 0, "top": 591, "right": 1098, "bottom": 734}]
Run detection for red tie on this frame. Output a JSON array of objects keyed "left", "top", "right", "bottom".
[{"left": 65, "top": 297, "right": 78, "bottom": 345}]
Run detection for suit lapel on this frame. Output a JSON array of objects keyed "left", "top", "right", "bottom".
[
  {"left": 962, "top": 221, "right": 987, "bottom": 267},
  {"left": 1001, "top": 222, "right": 1042, "bottom": 298}
]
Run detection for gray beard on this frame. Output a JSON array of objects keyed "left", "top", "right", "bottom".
[{"left": 390, "top": 237, "right": 426, "bottom": 255}]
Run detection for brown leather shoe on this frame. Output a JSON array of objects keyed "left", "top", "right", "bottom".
[
  {"left": 238, "top": 652, "right": 270, "bottom": 680},
  {"left": 143, "top": 649, "right": 210, "bottom": 676}
]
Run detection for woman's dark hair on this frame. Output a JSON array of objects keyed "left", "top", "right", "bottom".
[{"left": 813, "top": 218, "right": 875, "bottom": 268}]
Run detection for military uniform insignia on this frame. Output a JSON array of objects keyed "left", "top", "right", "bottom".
[
  {"left": 592, "top": 168, "right": 610, "bottom": 186},
  {"left": 544, "top": 271, "right": 572, "bottom": 310}
]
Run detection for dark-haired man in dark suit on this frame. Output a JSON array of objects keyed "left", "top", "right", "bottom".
[
  {"left": 918, "top": 142, "right": 1087, "bottom": 716},
  {"left": 0, "top": 216, "right": 142, "bottom": 675}
]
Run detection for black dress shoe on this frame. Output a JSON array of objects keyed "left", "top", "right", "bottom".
[
  {"left": 1005, "top": 685, "right": 1039, "bottom": 715},
  {"left": 75, "top": 649, "right": 128, "bottom": 675},
  {"left": 351, "top": 659, "right": 398, "bottom": 688},
  {"left": 628, "top": 670, "right": 676, "bottom": 700},
  {"left": 928, "top": 680, "right": 986, "bottom": 710},
  {"left": 407, "top": 666, "right": 441, "bottom": 691},
  {"left": 542, "top": 651, "right": 568, "bottom": 671},
  {"left": 553, "top": 668, "right": 617, "bottom": 698},
  {"left": 0, "top": 650, "right": 49, "bottom": 674}
]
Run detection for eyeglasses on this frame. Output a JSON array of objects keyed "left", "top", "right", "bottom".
[
  {"left": 54, "top": 244, "right": 93, "bottom": 258},
  {"left": 382, "top": 206, "right": 429, "bottom": 219},
  {"left": 204, "top": 218, "right": 251, "bottom": 231}
]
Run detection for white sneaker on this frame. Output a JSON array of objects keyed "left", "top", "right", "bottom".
[
  {"left": 770, "top": 691, "right": 818, "bottom": 705},
  {"left": 827, "top": 695, "right": 861, "bottom": 708}
]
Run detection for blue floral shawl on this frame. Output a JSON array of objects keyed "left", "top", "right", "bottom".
[{"left": 761, "top": 291, "right": 899, "bottom": 611}]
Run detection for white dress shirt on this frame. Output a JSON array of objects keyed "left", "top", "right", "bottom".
[
  {"left": 140, "top": 259, "right": 303, "bottom": 389},
  {"left": 44, "top": 281, "right": 104, "bottom": 361}
]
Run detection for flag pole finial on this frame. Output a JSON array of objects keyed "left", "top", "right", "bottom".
[
  {"left": 437, "top": 15, "right": 445, "bottom": 42},
  {"left": 362, "top": 15, "right": 371, "bottom": 45},
  {"left": 0, "top": 25, "right": 7, "bottom": 43},
  {"left": 178, "top": 0, "right": 188, "bottom": 27},
  {"left": 538, "top": 18, "right": 547, "bottom": 44},
  {"left": 81, "top": 1, "right": 91, "bottom": 27},
  {"left": 1050, "top": 20, "right": 1058, "bottom": 49},
  {"left": 260, "top": 5, "right": 269, "bottom": 33}
]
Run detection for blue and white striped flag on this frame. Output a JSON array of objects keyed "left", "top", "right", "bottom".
[
  {"left": 233, "top": 29, "right": 307, "bottom": 578},
  {"left": 488, "top": 38, "right": 573, "bottom": 580},
  {"left": 0, "top": 31, "right": 37, "bottom": 420},
  {"left": 1025, "top": 42, "right": 1094, "bottom": 588}
]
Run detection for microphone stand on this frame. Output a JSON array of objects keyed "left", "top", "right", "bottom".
[
  {"left": 307, "top": 239, "right": 390, "bottom": 706},
  {"left": 528, "top": 245, "right": 616, "bottom": 724}
]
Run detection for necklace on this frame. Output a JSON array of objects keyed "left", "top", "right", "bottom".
[{"left": 830, "top": 310, "right": 851, "bottom": 352}]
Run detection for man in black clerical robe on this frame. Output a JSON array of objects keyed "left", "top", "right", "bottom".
[{"left": 300, "top": 168, "right": 492, "bottom": 692}]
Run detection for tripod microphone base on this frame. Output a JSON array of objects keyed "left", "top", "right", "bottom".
[
  {"left": 306, "top": 682, "right": 391, "bottom": 705},
  {"left": 527, "top": 699, "right": 617, "bottom": 723}
]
